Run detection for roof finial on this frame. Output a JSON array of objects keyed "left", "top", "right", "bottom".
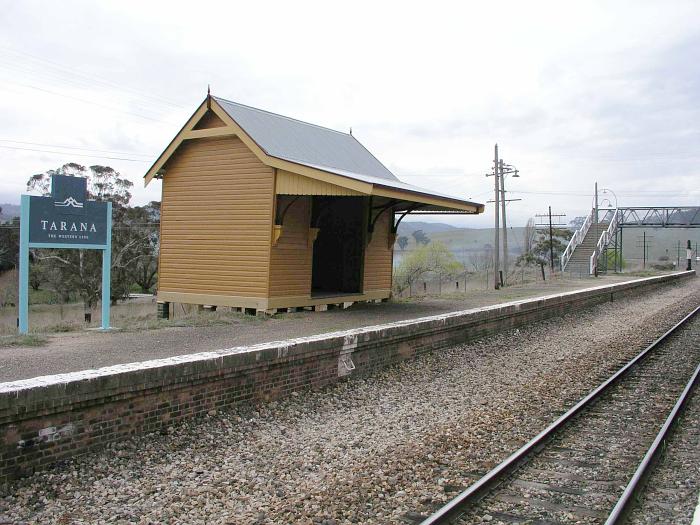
[
  {"left": 206, "top": 84, "right": 211, "bottom": 109},
  {"left": 349, "top": 127, "right": 352, "bottom": 135},
  {"left": 207, "top": 84, "right": 211, "bottom": 96}
]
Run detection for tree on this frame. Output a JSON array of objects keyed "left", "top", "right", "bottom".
[
  {"left": 426, "top": 241, "right": 462, "bottom": 293},
  {"left": 516, "top": 224, "right": 573, "bottom": 268},
  {"left": 531, "top": 228, "right": 573, "bottom": 267},
  {"left": 396, "top": 236, "right": 408, "bottom": 251},
  {"left": 28, "top": 259, "right": 48, "bottom": 291},
  {"left": 27, "top": 163, "right": 132, "bottom": 206},
  {"left": 523, "top": 218, "right": 537, "bottom": 255},
  {"left": 411, "top": 229, "right": 430, "bottom": 246},
  {"left": 569, "top": 216, "right": 586, "bottom": 231},
  {"left": 393, "top": 241, "right": 462, "bottom": 295},
  {"left": 0, "top": 217, "right": 19, "bottom": 272},
  {"left": 468, "top": 245, "right": 494, "bottom": 272},
  {"left": 127, "top": 202, "right": 160, "bottom": 293},
  {"left": 27, "top": 164, "right": 157, "bottom": 315}
]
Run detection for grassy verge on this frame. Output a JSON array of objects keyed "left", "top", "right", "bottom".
[
  {"left": 0, "top": 334, "right": 49, "bottom": 348},
  {"left": 120, "top": 309, "right": 267, "bottom": 332}
]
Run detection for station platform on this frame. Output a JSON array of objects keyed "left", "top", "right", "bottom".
[{"left": 0, "top": 272, "right": 693, "bottom": 383}]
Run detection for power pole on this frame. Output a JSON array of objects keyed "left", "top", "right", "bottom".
[
  {"left": 549, "top": 206, "right": 554, "bottom": 271},
  {"left": 636, "top": 233, "right": 652, "bottom": 269},
  {"left": 486, "top": 145, "right": 521, "bottom": 288},
  {"left": 535, "top": 208, "right": 566, "bottom": 272},
  {"left": 594, "top": 182, "right": 599, "bottom": 267},
  {"left": 499, "top": 159, "right": 508, "bottom": 285},
  {"left": 493, "top": 144, "right": 500, "bottom": 289}
]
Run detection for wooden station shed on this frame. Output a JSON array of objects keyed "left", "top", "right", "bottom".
[{"left": 145, "top": 94, "right": 484, "bottom": 315}]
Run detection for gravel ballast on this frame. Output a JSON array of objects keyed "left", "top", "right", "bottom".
[
  {"left": 627, "top": 381, "right": 700, "bottom": 525},
  {"left": 3, "top": 278, "right": 699, "bottom": 524},
  {"left": 455, "top": 310, "right": 700, "bottom": 524}
]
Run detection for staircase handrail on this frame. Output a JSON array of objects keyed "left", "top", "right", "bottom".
[
  {"left": 561, "top": 208, "right": 594, "bottom": 270},
  {"left": 590, "top": 208, "right": 620, "bottom": 275}
]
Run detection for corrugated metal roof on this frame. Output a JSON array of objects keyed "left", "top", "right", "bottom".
[
  {"left": 214, "top": 96, "right": 399, "bottom": 182},
  {"left": 211, "top": 96, "right": 482, "bottom": 213}
]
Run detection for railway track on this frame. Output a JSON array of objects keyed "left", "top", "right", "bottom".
[{"left": 418, "top": 305, "right": 700, "bottom": 525}]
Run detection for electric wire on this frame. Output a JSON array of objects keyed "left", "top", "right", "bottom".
[
  {"left": 0, "top": 144, "right": 152, "bottom": 162},
  {"left": 0, "top": 46, "right": 187, "bottom": 109},
  {"left": 0, "top": 139, "right": 154, "bottom": 158},
  {"left": 0, "top": 78, "right": 177, "bottom": 124}
]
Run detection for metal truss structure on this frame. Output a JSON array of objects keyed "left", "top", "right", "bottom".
[
  {"left": 596, "top": 206, "right": 700, "bottom": 274},
  {"left": 618, "top": 207, "right": 700, "bottom": 228}
]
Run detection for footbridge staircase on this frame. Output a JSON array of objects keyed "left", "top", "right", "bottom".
[{"left": 561, "top": 206, "right": 700, "bottom": 276}]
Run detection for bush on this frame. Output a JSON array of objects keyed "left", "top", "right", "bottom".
[{"left": 393, "top": 242, "right": 462, "bottom": 295}]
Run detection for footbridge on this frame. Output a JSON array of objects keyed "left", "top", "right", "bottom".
[{"left": 561, "top": 206, "right": 700, "bottom": 275}]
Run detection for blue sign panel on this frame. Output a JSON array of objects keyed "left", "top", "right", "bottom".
[
  {"left": 18, "top": 174, "right": 113, "bottom": 334},
  {"left": 28, "top": 175, "right": 108, "bottom": 245}
]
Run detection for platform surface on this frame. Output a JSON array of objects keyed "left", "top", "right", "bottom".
[{"left": 0, "top": 273, "right": 693, "bottom": 383}]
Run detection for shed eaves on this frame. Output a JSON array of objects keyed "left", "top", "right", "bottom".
[{"left": 214, "top": 96, "right": 399, "bottom": 183}]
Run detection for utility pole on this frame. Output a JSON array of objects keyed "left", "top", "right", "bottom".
[
  {"left": 548, "top": 206, "right": 554, "bottom": 272},
  {"left": 593, "top": 182, "right": 599, "bottom": 268},
  {"left": 499, "top": 159, "right": 508, "bottom": 286},
  {"left": 594, "top": 182, "right": 599, "bottom": 224},
  {"left": 491, "top": 144, "right": 500, "bottom": 289},
  {"left": 535, "top": 208, "right": 566, "bottom": 272},
  {"left": 636, "top": 233, "right": 652, "bottom": 269},
  {"left": 486, "top": 151, "right": 521, "bottom": 288}
]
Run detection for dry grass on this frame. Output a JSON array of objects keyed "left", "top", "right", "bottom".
[
  {"left": 0, "top": 334, "right": 48, "bottom": 348},
  {"left": 0, "top": 297, "right": 267, "bottom": 336},
  {"left": 121, "top": 308, "right": 265, "bottom": 332}
]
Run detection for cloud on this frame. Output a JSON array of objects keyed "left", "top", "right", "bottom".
[{"left": 0, "top": 0, "right": 698, "bottom": 231}]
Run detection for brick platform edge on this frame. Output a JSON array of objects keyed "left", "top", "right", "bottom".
[{"left": 0, "top": 271, "right": 695, "bottom": 487}]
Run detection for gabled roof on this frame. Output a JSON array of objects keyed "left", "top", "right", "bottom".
[
  {"left": 214, "top": 97, "right": 398, "bottom": 183},
  {"left": 144, "top": 95, "right": 484, "bottom": 214}
]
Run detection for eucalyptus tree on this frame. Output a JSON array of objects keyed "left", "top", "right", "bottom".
[{"left": 27, "top": 164, "right": 158, "bottom": 318}]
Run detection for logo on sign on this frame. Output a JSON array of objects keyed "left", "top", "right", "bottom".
[{"left": 54, "top": 196, "right": 84, "bottom": 209}]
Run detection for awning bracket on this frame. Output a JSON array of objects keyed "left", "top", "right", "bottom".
[{"left": 392, "top": 204, "right": 427, "bottom": 234}]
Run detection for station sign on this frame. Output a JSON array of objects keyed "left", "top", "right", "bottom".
[
  {"left": 28, "top": 176, "right": 108, "bottom": 245},
  {"left": 18, "top": 175, "right": 113, "bottom": 333}
]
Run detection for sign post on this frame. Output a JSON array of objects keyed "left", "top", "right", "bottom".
[{"left": 18, "top": 175, "right": 113, "bottom": 334}]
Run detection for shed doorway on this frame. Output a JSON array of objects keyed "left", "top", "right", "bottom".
[{"left": 311, "top": 196, "right": 365, "bottom": 296}]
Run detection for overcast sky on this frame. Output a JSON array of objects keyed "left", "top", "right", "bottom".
[{"left": 0, "top": 0, "right": 698, "bottom": 227}]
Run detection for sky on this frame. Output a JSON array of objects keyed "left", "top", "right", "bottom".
[{"left": 0, "top": 0, "right": 698, "bottom": 228}]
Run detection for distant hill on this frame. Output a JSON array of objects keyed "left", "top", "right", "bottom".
[
  {"left": 397, "top": 221, "right": 458, "bottom": 236},
  {"left": 395, "top": 226, "right": 528, "bottom": 263},
  {"left": 0, "top": 203, "right": 20, "bottom": 222}
]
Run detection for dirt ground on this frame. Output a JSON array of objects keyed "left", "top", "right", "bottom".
[{"left": 0, "top": 273, "right": 680, "bottom": 383}]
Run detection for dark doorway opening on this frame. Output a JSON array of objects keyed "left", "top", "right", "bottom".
[{"left": 311, "top": 196, "right": 366, "bottom": 296}]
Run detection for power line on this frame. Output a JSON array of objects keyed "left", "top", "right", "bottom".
[
  {"left": 0, "top": 46, "right": 187, "bottom": 109},
  {"left": 0, "top": 57, "right": 175, "bottom": 118},
  {"left": 510, "top": 190, "right": 689, "bottom": 197},
  {"left": 0, "top": 139, "right": 154, "bottom": 158},
  {"left": 0, "top": 144, "right": 151, "bottom": 162},
  {"left": 0, "top": 78, "right": 177, "bottom": 124}
]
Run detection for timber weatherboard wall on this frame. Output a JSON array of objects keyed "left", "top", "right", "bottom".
[
  {"left": 269, "top": 196, "right": 312, "bottom": 298},
  {"left": 364, "top": 211, "right": 393, "bottom": 293},
  {"left": 0, "top": 272, "right": 694, "bottom": 485},
  {"left": 276, "top": 170, "right": 363, "bottom": 196},
  {"left": 158, "top": 135, "right": 275, "bottom": 307}
]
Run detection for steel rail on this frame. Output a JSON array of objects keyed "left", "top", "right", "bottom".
[
  {"left": 605, "top": 362, "right": 700, "bottom": 524},
  {"left": 419, "top": 304, "right": 700, "bottom": 525}
]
